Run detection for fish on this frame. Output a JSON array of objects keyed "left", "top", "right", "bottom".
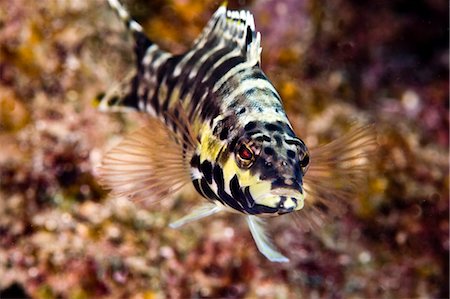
[{"left": 98, "top": 0, "right": 377, "bottom": 262}]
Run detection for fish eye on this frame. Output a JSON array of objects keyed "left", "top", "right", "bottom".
[
  {"left": 299, "top": 152, "right": 310, "bottom": 173},
  {"left": 236, "top": 143, "right": 255, "bottom": 168}
]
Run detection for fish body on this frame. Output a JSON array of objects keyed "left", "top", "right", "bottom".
[{"left": 100, "top": 0, "right": 376, "bottom": 262}]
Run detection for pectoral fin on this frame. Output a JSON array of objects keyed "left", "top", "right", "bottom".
[
  {"left": 169, "top": 203, "right": 222, "bottom": 229},
  {"left": 246, "top": 216, "right": 289, "bottom": 263},
  {"left": 98, "top": 116, "right": 195, "bottom": 203},
  {"left": 295, "top": 125, "right": 377, "bottom": 231}
]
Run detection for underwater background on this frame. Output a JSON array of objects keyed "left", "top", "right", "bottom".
[{"left": 0, "top": 0, "right": 448, "bottom": 298}]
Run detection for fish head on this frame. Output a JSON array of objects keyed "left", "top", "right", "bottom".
[{"left": 218, "top": 120, "right": 310, "bottom": 216}]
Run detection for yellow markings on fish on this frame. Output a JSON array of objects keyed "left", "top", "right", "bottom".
[
  {"left": 199, "top": 124, "right": 224, "bottom": 163},
  {"left": 220, "top": 155, "right": 259, "bottom": 186}
]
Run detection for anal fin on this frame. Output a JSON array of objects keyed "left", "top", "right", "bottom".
[
  {"left": 247, "top": 216, "right": 289, "bottom": 263},
  {"left": 169, "top": 203, "right": 221, "bottom": 229}
]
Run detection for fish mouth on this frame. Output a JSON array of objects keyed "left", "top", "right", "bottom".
[{"left": 249, "top": 185, "right": 305, "bottom": 214}]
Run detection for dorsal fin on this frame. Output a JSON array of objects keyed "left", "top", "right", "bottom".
[{"left": 192, "top": 4, "right": 261, "bottom": 64}]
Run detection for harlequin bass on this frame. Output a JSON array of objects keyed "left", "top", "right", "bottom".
[{"left": 99, "top": 0, "right": 376, "bottom": 262}]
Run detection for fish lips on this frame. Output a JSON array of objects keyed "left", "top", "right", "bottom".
[{"left": 246, "top": 184, "right": 304, "bottom": 215}]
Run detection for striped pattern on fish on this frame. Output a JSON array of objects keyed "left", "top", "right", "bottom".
[{"left": 99, "top": 0, "right": 377, "bottom": 263}]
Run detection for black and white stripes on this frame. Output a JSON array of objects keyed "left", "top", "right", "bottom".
[
  {"left": 105, "top": 1, "right": 307, "bottom": 217},
  {"left": 105, "top": 0, "right": 267, "bottom": 133}
]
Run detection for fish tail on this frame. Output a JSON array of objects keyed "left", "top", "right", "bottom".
[
  {"left": 101, "top": 0, "right": 171, "bottom": 113},
  {"left": 107, "top": 0, "right": 144, "bottom": 38},
  {"left": 108, "top": 0, "right": 166, "bottom": 65},
  {"left": 98, "top": 69, "right": 139, "bottom": 112}
]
